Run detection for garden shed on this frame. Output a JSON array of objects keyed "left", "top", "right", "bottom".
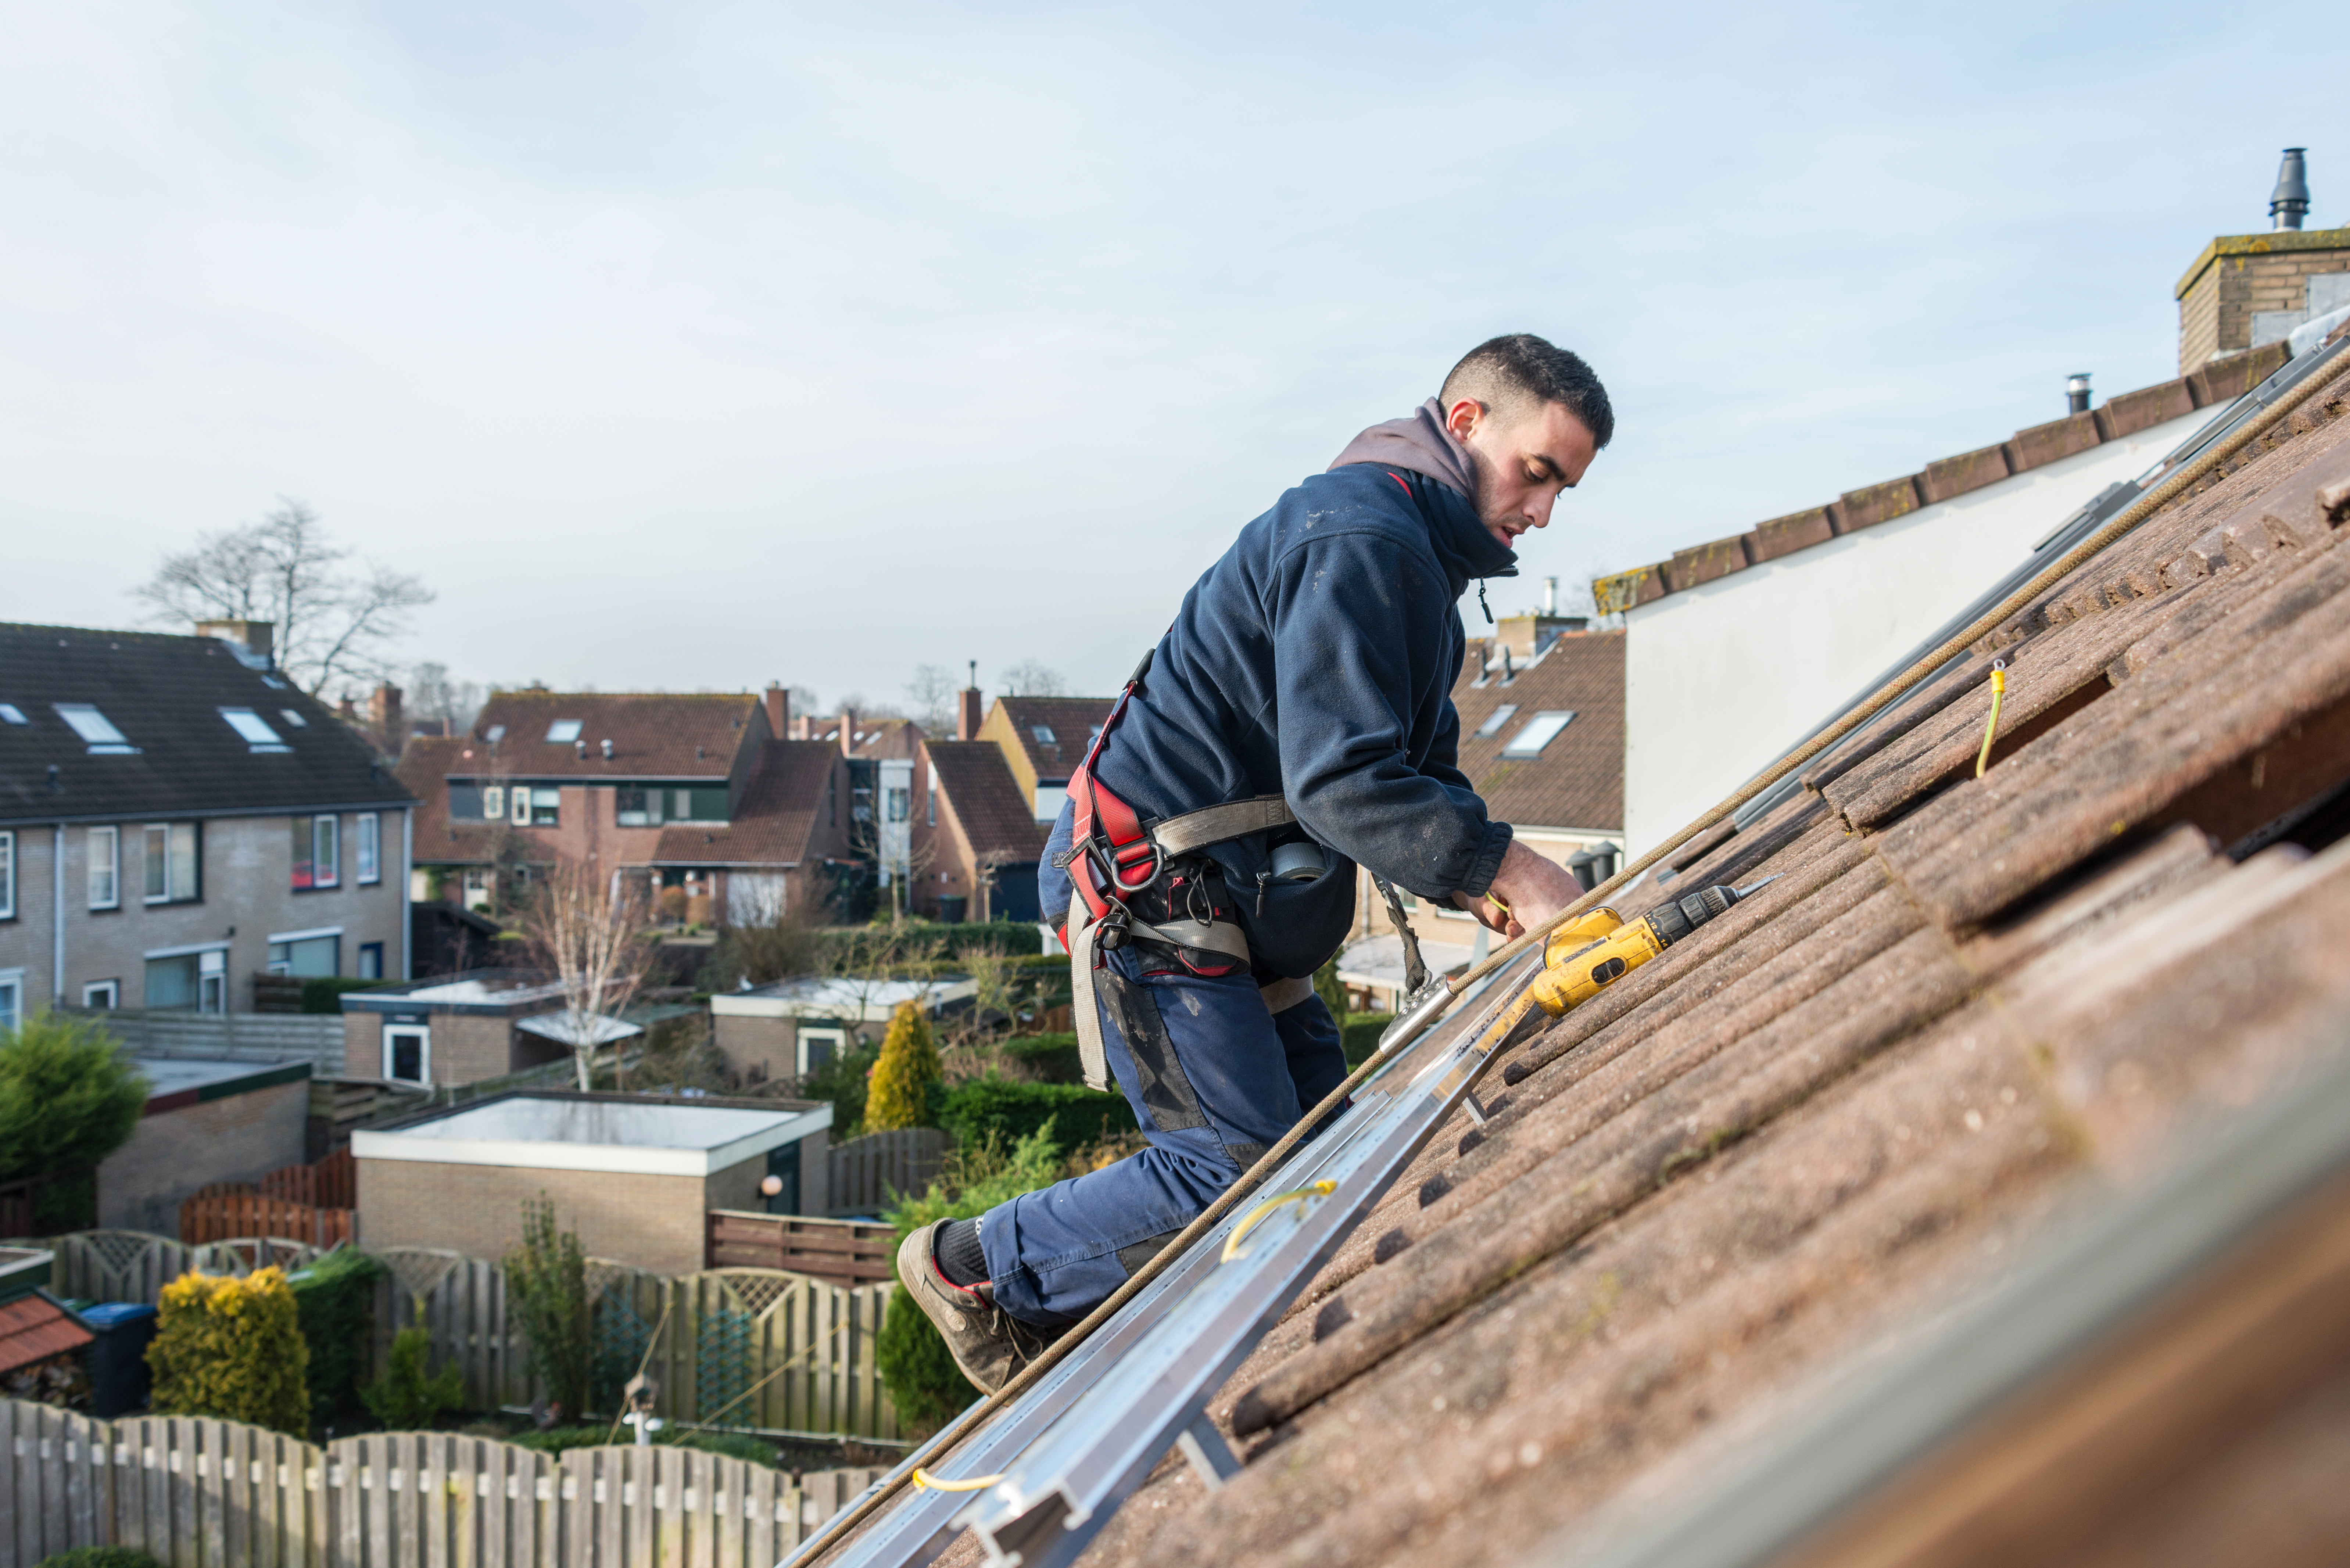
[
  {"left": 351, "top": 1090, "right": 831, "bottom": 1275},
  {"left": 97, "top": 1055, "right": 312, "bottom": 1234},
  {"left": 339, "top": 969, "right": 641, "bottom": 1088},
  {"left": 708, "top": 973, "right": 975, "bottom": 1084}
]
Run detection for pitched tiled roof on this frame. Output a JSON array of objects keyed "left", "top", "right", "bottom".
[
  {"left": 652, "top": 741, "right": 837, "bottom": 866},
  {"left": 999, "top": 696, "right": 1118, "bottom": 779},
  {"left": 0, "top": 1294, "right": 93, "bottom": 1375},
  {"left": 0, "top": 623, "right": 413, "bottom": 825},
  {"left": 467, "top": 691, "right": 757, "bottom": 777},
  {"left": 1068, "top": 347, "right": 2350, "bottom": 1565},
  {"left": 1451, "top": 631, "right": 1624, "bottom": 833},
  {"left": 927, "top": 740, "right": 1047, "bottom": 864},
  {"left": 1593, "top": 344, "right": 2296, "bottom": 616},
  {"left": 397, "top": 735, "right": 495, "bottom": 866}
]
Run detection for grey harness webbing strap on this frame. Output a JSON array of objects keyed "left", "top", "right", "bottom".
[
  {"left": 1123, "top": 915, "right": 1251, "bottom": 963},
  {"left": 1147, "top": 794, "right": 1296, "bottom": 858},
  {"left": 1069, "top": 894, "right": 1310, "bottom": 1090},
  {"left": 1257, "top": 974, "right": 1315, "bottom": 1014}
]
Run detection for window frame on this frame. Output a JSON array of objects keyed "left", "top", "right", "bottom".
[
  {"left": 797, "top": 1025, "right": 848, "bottom": 1077},
  {"left": 0, "top": 968, "right": 22, "bottom": 1035},
  {"left": 357, "top": 941, "right": 385, "bottom": 981},
  {"left": 0, "top": 830, "right": 13, "bottom": 920},
  {"left": 384, "top": 1024, "right": 431, "bottom": 1085},
  {"left": 356, "top": 812, "right": 381, "bottom": 884},
  {"left": 82, "top": 980, "right": 119, "bottom": 1008},
  {"left": 312, "top": 815, "right": 340, "bottom": 888},
  {"left": 481, "top": 783, "right": 505, "bottom": 820},
  {"left": 87, "top": 825, "right": 120, "bottom": 910},
  {"left": 1499, "top": 710, "right": 1578, "bottom": 759},
  {"left": 144, "top": 821, "right": 202, "bottom": 904}
]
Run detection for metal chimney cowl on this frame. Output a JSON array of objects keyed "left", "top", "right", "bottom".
[{"left": 2271, "top": 147, "right": 2310, "bottom": 232}]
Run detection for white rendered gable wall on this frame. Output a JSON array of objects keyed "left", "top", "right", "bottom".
[{"left": 1621, "top": 407, "right": 2209, "bottom": 855}]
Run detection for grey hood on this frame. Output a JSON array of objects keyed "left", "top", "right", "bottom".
[{"left": 1327, "top": 397, "right": 1479, "bottom": 499}]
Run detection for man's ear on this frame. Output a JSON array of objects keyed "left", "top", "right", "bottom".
[{"left": 1443, "top": 398, "right": 1486, "bottom": 442}]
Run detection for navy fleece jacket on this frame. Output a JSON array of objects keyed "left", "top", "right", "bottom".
[{"left": 1042, "top": 460, "right": 1518, "bottom": 976}]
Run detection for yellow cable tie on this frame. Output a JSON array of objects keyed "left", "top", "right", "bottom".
[
  {"left": 1221, "top": 1180, "right": 1337, "bottom": 1263},
  {"left": 1975, "top": 662, "right": 2008, "bottom": 779},
  {"left": 912, "top": 1468, "right": 1004, "bottom": 1492}
]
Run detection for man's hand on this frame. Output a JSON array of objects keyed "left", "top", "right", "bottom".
[{"left": 1453, "top": 839, "right": 1583, "bottom": 938}]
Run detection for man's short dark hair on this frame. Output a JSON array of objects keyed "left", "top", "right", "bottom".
[{"left": 1439, "top": 334, "right": 1614, "bottom": 449}]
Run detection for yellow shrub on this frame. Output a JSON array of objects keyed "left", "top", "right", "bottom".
[
  {"left": 147, "top": 1266, "right": 312, "bottom": 1435},
  {"left": 865, "top": 1000, "right": 941, "bottom": 1132}
]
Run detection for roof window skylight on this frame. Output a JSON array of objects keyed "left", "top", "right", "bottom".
[
  {"left": 54, "top": 703, "right": 137, "bottom": 754},
  {"left": 547, "top": 720, "right": 583, "bottom": 743},
  {"left": 1475, "top": 704, "right": 1519, "bottom": 738},
  {"left": 0, "top": 703, "right": 25, "bottom": 725},
  {"left": 279, "top": 708, "right": 307, "bottom": 727},
  {"left": 484, "top": 725, "right": 506, "bottom": 744},
  {"left": 1500, "top": 710, "right": 1576, "bottom": 758},
  {"left": 220, "top": 707, "right": 291, "bottom": 752},
  {"left": 1032, "top": 726, "right": 1057, "bottom": 744}
]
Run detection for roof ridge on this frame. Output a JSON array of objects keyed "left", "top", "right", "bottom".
[{"left": 1594, "top": 342, "right": 2295, "bottom": 615}]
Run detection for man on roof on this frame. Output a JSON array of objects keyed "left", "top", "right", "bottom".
[{"left": 898, "top": 334, "right": 1615, "bottom": 1390}]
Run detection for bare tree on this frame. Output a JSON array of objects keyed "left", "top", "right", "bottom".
[
  {"left": 904, "top": 664, "right": 957, "bottom": 733},
  {"left": 133, "top": 499, "right": 434, "bottom": 695},
  {"left": 1000, "top": 660, "right": 1069, "bottom": 697},
  {"left": 410, "top": 662, "right": 485, "bottom": 733},
  {"left": 519, "top": 857, "right": 653, "bottom": 1090}
]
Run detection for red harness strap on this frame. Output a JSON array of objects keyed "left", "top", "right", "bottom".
[{"left": 1067, "top": 659, "right": 1155, "bottom": 935}]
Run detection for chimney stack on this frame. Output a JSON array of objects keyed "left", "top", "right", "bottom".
[
  {"left": 368, "top": 683, "right": 404, "bottom": 754},
  {"left": 764, "top": 682, "right": 788, "bottom": 739},
  {"left": 197, "top": 619, "right": 275, "bottom": 667},
  {"left": 1543, "top": 576, "right": 1558, "bottom": 616},
  {"left": 957, "top": 684, "right": 983, "bottom": 742},
  {"left": 2271, "top": 147, "right": 2310, "bottom": 232},
  {"left": 2066, "top": 373, "right": 2092, "bottom": 415},
  {"left": 839, "top": 709, "right": 857, "bottom": 757}
]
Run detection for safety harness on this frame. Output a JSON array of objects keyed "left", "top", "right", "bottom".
[{"left": 1056, "top": 649, "right": 1318, "bottom": 1091}]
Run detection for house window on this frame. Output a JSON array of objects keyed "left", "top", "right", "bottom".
[
  {"left": 358, "top": 942, "right": 385, "bottom": 981},
  {"left": 269, "top": 930, "right": 341, "bottom": 977},
  {"left": 146, "top": 947, "right": 227, "bottom": 1012},
  {"left": 384, "top": 1025, "right": 430, "bottom": 1084},
  {"left": 357, "top": 814, "right": 381, "bottom": 884},
  {"left": 1033, "top": 783, "right": 1066, "bottom": 822},
  {"left": 1500, "top": 711, "right": 1577, "bottom": 758},
  {"left": 82, "top": 980, "right": 119, "bottom": 1008},
  {"left": 1474, "top": 704, "right": 1518, "bottom": 739},
  {"left": 480, "top": 784, "right": 504, "bottom": 819},
  {"left": 54, "top": 702, "right": 137, "bottom": 754},
  {"left": 463, "top": 868, "right": 489, "bottom": 891},
  {"left": 927, "top": 765, "right": 938, "bottom": 827},
  {"left": 530, "top": 789, "right": 559, "bottom": 826},
  {"left": 1031, "top": 725, "right": 1056, "bottom": 745},
  {"left": 0, "top": 830, "right": 12, "bottom": 919},
  {"left": 87, "top": 826, "right": 119, "bottom": 909},
  {"left": 219, "top": 707, "right": 290, "bottom": 752},
  {"left": 144, "top": 822, "right": 201, "bottom": 903},
  {"left": 886, "top": 786, "right": 910, "bottom": 824},
  {"left": 616, "top": 786, "right": 666, "bottom": 827},
  {"left": 797, "top": 1026, "right": 847, "bottom": 1077},
  {"left": 0, "top": 969, "right": 22, "bottom": 1034},
  {"left": 293, "top": 815, "right": 340, "bottom": 889},
  {"left": 0, "top": 703, "right": 25, "bottom": 725}
]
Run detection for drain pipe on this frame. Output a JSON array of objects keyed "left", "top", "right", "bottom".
[{"left": 53, "top": 824, "right": 65, "bottom": 1008}]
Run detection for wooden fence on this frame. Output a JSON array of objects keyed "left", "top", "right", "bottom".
[
  {"left": 705, "top": 1212, "right": 892, "bottom": 1288},
  {"left": 825, "top": 1128, "right": 946, "bottom": 1215},
  {"left": 0, "top": 1399, "right": 882, "bottom": 1568},
  {"left": 264, "top": 1148, "right": 358, "bottom": 1209},
  {"left": 36, "top": 1231, "right": 329, "bottom": 1303},
  {"left": 181, "top": 1191, "right": 355, "bottom": 1250}
]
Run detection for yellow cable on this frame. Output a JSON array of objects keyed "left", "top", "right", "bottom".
[
  {"left": 1974, "top": 663, "right": 2009, "bottom": 778},
  {"left": 1220, "top": 1181, "right": 1337, "bottom": 1262},
  {"left": 912, "top": 1468, "right": 1003, "bottom": 1492}
]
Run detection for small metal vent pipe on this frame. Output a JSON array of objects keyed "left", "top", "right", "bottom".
[
  {"left": 2271, "top": 147, "right": 2309, "bottom": 232},
  {"left": 2067, "top": 373, "right": 2092, "bottom": 416}
]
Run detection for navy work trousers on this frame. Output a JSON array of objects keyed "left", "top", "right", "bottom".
[{"left": 977, "top": 941, "right": 1349, "bottom": 1327}]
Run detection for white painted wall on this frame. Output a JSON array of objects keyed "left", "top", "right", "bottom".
[{"left": 1622, "top": 408, "right": 2209, "bottom": 855}]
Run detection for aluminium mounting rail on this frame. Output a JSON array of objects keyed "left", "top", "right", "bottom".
[{"left": 792, "top": 954, "right": 1526, "bottom": 1568}]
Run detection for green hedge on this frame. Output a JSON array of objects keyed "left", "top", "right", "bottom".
[
  {"left": 937, "top": 1078, "right": 1135, "bottom": 1162},
  {"left": 289, "top": 1250, "right": 386, "bottom": 1425},
  {"left": 1342, "top": 1014, "right": 1394, "bottom": 1068},
  {"left": 998, "top": 1032, "right": 1082, "bottom": 1085},
  {"left": 36, "top": 1550, "right": 167, "bottom": 1568}
]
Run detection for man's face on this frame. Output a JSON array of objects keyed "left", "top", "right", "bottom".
[{"left": 1444, "top": 397, "right": 1598, "bottom": 551}]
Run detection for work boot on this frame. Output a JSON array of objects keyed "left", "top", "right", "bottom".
[{"left": 896, "top": 1221, "right": 1064, "bottom": 1394}]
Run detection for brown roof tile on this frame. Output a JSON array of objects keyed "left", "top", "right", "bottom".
[
  {"left": 1011, "top": 352, "right": 2350, "bottom": 1568},
  {"left": 0, "top": 1295, "right": 93, "bottom": 1375},
  {"left": 651, "top": 741, "right": 837, "bottom": 866},
  {"left": 469, "top": 690, "right": 759, "bottom": 777},
  {"left": 1450, "top": 632, "right": 1623, "bottom": 833},
  {"left": 926, "top": 740, "right": 1047, "bottom": 864},
  {"left": 998, "top": 696, "right": 1119, "bottom": 780}
]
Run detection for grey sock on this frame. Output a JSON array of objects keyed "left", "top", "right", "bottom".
[{"left": 935, "top": 1219, "right": 989, "bottom": 1288}]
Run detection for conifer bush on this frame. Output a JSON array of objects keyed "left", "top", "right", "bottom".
[
  {"left": 147, "top": 1267, "right": 311, "bottom": 1436},
  {"left": 865, "top": 1000, "right": 942, "bottom": 1131},
  {"left": 360, "top": 1326, "right": 466, "bottom": 1430},
  {"left": 0, "top": 1011, "right": 148, "bottom": 1230},
  {"left": 505, "top": 1196, "right": 594, "bottom": 1422}
]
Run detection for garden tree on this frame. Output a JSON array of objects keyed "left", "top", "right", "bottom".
[
  {"left": 710, "top": 900, "right": 818, "bottom": 991},
  {"left": 505, "top": 1197, "right": 594, "bottom": 1423},
  {"left": 361, "top": 1326, "right": 466, "bottom": 1429},
  {"left": 132, "top": 499, "right": 434, "bottom": 697},
  {"left": 866, "top": 1000, "right": 942, "bottom": 1131},
  {"left": 408, "top": 661, "right": 485, "bottom": 733},
  {"left": 148, "top": 1268, "right": 311, "bottom": 1436},
  {"left": 904, "top": 664, "right": 957, "bottom": 734},
  {"left": 0, "top": 1012, "right": 148, "bottom": 1228},
  {"left": 519, "top": 855, "right": 652, "bottom": 1089},
  {"left": 998, "top": 659, "right": 1068, "bottom": 697}
]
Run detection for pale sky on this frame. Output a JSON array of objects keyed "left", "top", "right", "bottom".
[{"left": 1, "top": 2, "right": 2340, "bottom": 710}]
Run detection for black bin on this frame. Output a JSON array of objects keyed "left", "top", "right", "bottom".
[{"left": 81, "top": 1302, "right": 159, "bottom": 1418}]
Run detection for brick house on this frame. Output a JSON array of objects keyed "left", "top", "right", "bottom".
[
  {"left": 977, "top": 694, "right": 1119, "bottom": 825},
  {"left": 400, "top": 684, "right": 857, "bottom": 926},
  {"left": 338, "top": 969, "right": 614, "bottom": 1087},
  {"left": 0, "top": 619, "right": 416, "bottom": 1029}
]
